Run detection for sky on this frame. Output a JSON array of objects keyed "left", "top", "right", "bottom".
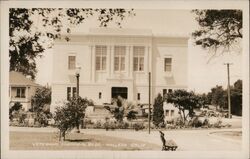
[{"left": 35, "top": 9, "right": 242, "bottom": 93}]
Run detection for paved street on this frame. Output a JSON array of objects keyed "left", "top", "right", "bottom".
[{"left": 10, "top": 127, "right": 241, "bottom": 151}]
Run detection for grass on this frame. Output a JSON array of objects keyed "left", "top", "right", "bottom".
[{"left": 10, "top": 131, "right": 161, "bottom": 150}]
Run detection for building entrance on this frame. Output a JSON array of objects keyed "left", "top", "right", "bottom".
[{"left": 111, "top": 87, "right": 128, "bottom": 99}]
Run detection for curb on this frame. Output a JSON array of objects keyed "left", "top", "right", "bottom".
[{"left": 207, "top": 130, "right": 242, "bottom": 144}]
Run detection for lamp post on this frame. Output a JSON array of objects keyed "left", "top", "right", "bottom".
[
  {"left": 76, "top": 66, "right": 81, "bottom": 100},
  {"left": 75, "top": 66, "right": 81, "bottom": 133}
]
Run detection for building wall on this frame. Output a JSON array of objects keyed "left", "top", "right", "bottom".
[
  {"left": 51, "top": 32, "right": 188, "bottom": 112},
  {"left": 9, "top": 85, "right": 38, "bottom": 111}
]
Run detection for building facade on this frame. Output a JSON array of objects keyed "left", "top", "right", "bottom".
[
  {"left": 9, "top": 71, "right": 41, "bottom": 111},
  {"left": 51, "top": 28, "right": 188, "bottom": 112}
]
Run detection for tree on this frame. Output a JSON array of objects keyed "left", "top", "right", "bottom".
[
  {"left": 152, "top": 94, "right": 165, "bottom": 128},
  {"left": 165, "top": 90, "right": 201, "bottom": 123},
  {"left": 105, "top": 96, "right": 125, "bottom": 122},
  {"left": 31, "top": 86, "right": 51, "bottom": 112},
  {"left": 53, "top": 97, "right": 92, "bottom": 141},
  {"left": 228, "top": 79, "right": 242, "bottom": 116},
  {"left": 10, "top": 8, "right": 135, "bottom": 79},
  {"left": 210, "top": 85, "right": 226, "bottom": 110},
  {"left": 192, "top": 10, "right": 242, "bottom": 58},
  {"left": 31, "top": 86, "right": 52, "bottom": 126},
  {"left": 207, "top": 80, "right": 242, "bottom": 116}
]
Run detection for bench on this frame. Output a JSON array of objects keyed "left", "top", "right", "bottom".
[{"left": 159, "top": 131, "right": 178, "bottom": 151}]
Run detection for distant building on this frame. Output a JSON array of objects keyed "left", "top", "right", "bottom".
[
  {"left": 51, "top": 28, "right": 188, "bottom": 112},
  {"left": 163, "top": 102, "right": 180, "bottom": 122},
  {"left": 9, "top": 71, "right": 41, "bottom": 111}
]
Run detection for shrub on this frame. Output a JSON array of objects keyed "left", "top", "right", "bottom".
[
  {"left": 173, "top": 117, "right": 185, "bottom": 127},
  {"left": 189, "top": 117, "right": 203, "bottom": 128},
  {"left": 132, "top": 122, "right": 145, "bottom": 131},
  {"left": 9, "top": 102, "right": 22, "bottom": 121},
  {"left": 202, "top": 118, "right": 210, "bottom": 128},
  {"left": 126, "top": 110, "right": 138, "bottom": 121},
  {"left": 93, "top": 121, "right": 102, "bottom": 129},
  {"left": 117, "top": 122, "right": 129, "bottom": 129},
  {"left": 103, "top": 121, "right": 116, "bottom": 130},
  {"left": 213, "top": 120, "right": 222, "bottom": 128}
]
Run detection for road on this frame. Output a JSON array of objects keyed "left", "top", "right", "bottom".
[{"left": 10, "top": 127, "right": 241, "bottom": 151}]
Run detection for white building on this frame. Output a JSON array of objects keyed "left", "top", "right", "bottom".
[{"left": 51, "top": 28, "right": 188, "bottom": 113}]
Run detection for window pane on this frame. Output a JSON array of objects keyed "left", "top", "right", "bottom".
[
  {"left": 165, "top": 58, "right": 172, "bottom": 72},
  {"left": 133, "top": 46, "right": 145, "bottom": 56},
  {"left": 139, "top": 57, "right": 144, "bottom": 71},
  {"left": 114, "top": 46, "right": 126, "bottom": 71},
  {"left": 133, "top": 57, "right": 138, "bottom": 71},
  {"left": 16, "top": 88, "right": 20, "bottom": 97},
  {"left": 96, "top": 56, "right": 101, "bottom": 70},
  {"left": 73, "top": 87, "right": 76, "bottom": 98},
  {"left": 133, "top": 46, "right": 145, "bottom": 71},
  {"left": 96, "top": 45, "right": 107, "bottom": 70},
  {"left": 102, "top": 56, "right": 106, "bottom": 70},
  {"left": 68, "top": 56, "right": 76, "bottom": 70},
  {"left": 114, "top": 57, "right": 119, "bottom": 71},
  {"left": 21, "top": 88, "right": 25, "bottom": 98},
  {"left": 121, "top": 57, "right": 125, "bottom": 71},
  {"left": 67, "top": 87, "right": 71, "bottom": 100}
]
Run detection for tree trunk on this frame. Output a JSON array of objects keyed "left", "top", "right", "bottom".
[
  {"left": 59, "top": 131, "right": 62, "bottom": 142},
  {"left": 182, "top": 110, "right": 186, "bottom": 123},
  {"left": 62, "top": 131, "right": 66, "bottom": 141}
]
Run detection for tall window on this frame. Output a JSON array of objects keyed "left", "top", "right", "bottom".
[
  {"left": 16, "top": 87, "right": 25, "bottom": 98},
  {"left": 67, "top": 87, "right": 76, "bottom": 100},
  {"left": 114, "top": 46, "right": 126, "bottom": 71},
  {"left": 96, "top": 45, "right": 107, "bottom": 71},
  {"left": 133, "top": 46, "right": 145, "bottom": 71},
  {"left": 137, "top": 93, "right": 141, "bottom": 100},
  {"left": 68, "top": 56, "right": 76, "bottom": 70},
  {"left": 164, "top": 58, "right": 172, "bottom": 72}
]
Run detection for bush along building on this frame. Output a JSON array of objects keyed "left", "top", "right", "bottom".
[{"left": 51, "top": 28, "right": 189, "bottom": 121}]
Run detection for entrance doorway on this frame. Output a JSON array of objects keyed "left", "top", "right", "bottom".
[{"left": 111, "top": 87, "right": 128, "bottom": 99}]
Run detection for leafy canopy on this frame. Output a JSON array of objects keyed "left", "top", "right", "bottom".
[
  {"left": 9, "top": 8, "right": 135, "bottom": 79},
  {"left": 31, "top": 86, "right": 51, "bottom": 112},
  {"left": 165, "top": 89, "right": 202, "bottom": 122},
  {"left": 53, "top": 97, "right": 93, "bottom": 140},
  {"left": 192, "top": 10, "right": 242, "bottom": 57}
]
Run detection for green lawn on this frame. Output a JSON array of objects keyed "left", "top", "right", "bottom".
[{"left": 10, "top": 131, "right": 161, "bottom": 150}]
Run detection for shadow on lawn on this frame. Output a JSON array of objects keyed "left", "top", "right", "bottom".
[{"left": 64, "top": 138, "right": 93, "bottom": 142}]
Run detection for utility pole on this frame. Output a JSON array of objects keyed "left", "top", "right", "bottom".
[
  {"left": 224, "top": 63, "right": 232, "bottom": 119},
  {"left": 148, "top": 72, "right": 151, "bottom": 134}
]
